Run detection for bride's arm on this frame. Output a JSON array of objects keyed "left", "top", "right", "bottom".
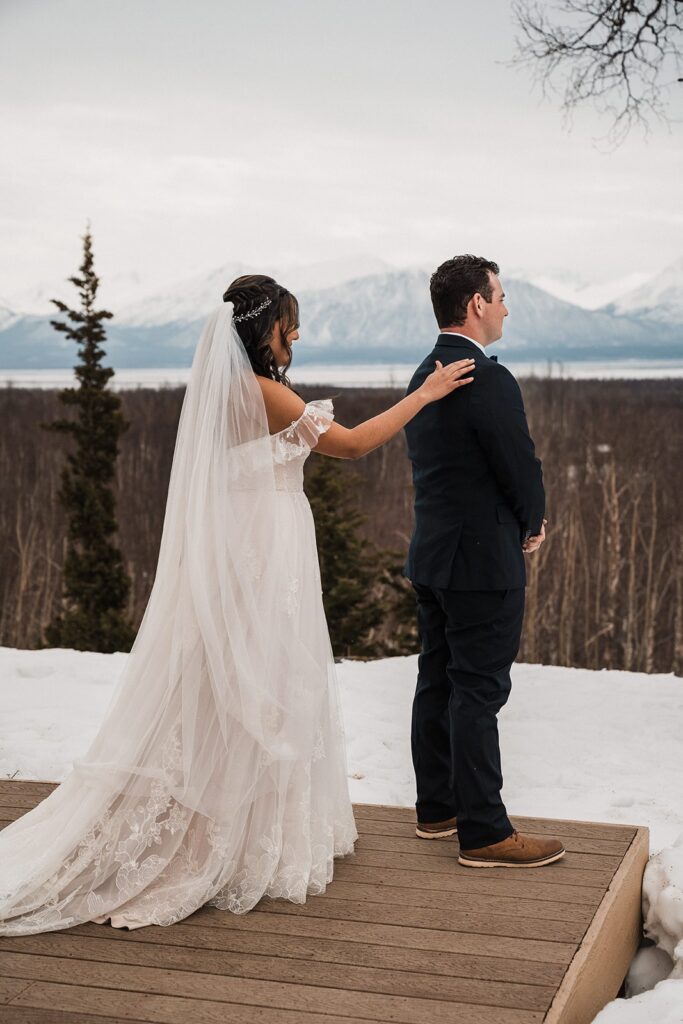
[{"left": 257, "top": 359, "right": 475, "bottom": 460}]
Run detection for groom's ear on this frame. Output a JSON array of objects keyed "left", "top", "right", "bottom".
[{"left": 472, "top": 293, "right": 485, "bottom": 317}]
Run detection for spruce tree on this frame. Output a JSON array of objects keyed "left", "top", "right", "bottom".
[
  {"left": 305, "top": 454, "right": 423, "bottom": 659},
  {"left": 40, "top": 227, "right": 135, "bottom": 653},
  {"left": 305, "top": 455, "right": 384, "bottom": 657}
]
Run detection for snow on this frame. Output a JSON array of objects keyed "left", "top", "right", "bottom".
[
  {"left": 338, "top": 658, "right": 683, "bottom": 854},
  {"left": 609, "top": 255, "right": 683, "bottom": 325},
  {"left": 524, "top": 270, "right": 653, "bottom": 312},
  {"left": 115, "top": 255, "right": 392, "bottom": 327},
  {"left": 1, "top": 646, "right": 681, "bottom": 1021}
]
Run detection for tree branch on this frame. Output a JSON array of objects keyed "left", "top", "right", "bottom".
[{"left": 509, "top": 0, "right": 683, "bottom": 145}]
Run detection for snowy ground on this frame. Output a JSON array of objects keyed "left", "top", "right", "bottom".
[{"left": 1, "top": 647, "right": 681, "bottom": 1021}]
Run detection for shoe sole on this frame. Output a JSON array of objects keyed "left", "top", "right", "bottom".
[
  {"left": 416, "top": 826, "right": 457, "bottom": 840},
  {"left": 458, "top": 848, "right": 566, "bottom": 868}
]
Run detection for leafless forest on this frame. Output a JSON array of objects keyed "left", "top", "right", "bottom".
[{"left": 1, "top": 377, "right": 680, "bottom": 674}]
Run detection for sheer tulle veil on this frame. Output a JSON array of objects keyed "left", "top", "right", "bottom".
[{"left": 0, "top": 302, "right": 341, "bottom": 932}]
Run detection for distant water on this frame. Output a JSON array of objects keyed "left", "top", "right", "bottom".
[{"left": 2, "top": 360, "right": 683, "bottom": 390}]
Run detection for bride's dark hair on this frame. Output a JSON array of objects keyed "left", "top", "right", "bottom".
[{"left": 223, "top": 274, "right": 299, "bottom": 388}]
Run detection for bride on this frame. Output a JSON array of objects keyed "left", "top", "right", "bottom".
[{"left": 0, "top": 273, "right": 474, "bottom": 934}]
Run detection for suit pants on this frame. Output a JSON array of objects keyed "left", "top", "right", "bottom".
[{"left": 411, "top": 584, "right": 525, "bottom": 850}]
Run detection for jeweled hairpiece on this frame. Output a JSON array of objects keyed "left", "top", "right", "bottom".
[{"left": 233, "top": 297, "right": 272, "bottom": 323}]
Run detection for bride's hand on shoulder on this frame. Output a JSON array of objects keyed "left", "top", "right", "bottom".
[{"left": 418, "top": 359, "right": 475, "bottom": 404}]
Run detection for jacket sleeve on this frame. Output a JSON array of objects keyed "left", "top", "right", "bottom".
[{"left": 469, "top": 363, "right": 545, "bottom": 539}]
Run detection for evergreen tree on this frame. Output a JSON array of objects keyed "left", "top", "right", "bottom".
[
  {"left": 305, "top": 455, "right": 383, "bottom": 657},
  {"left": 305, "top": 455, "right": 419, "bottom": 659},
  {"left": 374, "top": 559, "right": 420, "bottom": 657},
  {"left": 40, "top": 227, "right": 135, "bottom": 653}
]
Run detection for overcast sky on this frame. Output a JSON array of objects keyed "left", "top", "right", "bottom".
[{"left": 1, "top": 0, "right": 681, "bottom": 310}]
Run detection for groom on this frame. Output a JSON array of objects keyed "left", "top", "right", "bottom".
[{"left": 403, "top": 254, "right": 564, "bottom": 868}]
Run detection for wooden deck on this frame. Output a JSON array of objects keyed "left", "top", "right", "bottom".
[{"left": 0, "top": 780, "right": 648, "bottom": 1024}]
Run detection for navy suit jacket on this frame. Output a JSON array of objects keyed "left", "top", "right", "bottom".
[{"left": 403, "top": 333, "right": 545, "bottom": 591}]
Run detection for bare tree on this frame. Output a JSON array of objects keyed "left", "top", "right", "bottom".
[
  {"left": 510, "top": 0, "right": 683, "bottom": 144},
  {"left": 2, "top": 379, "right": 680, "bottom": 673}
]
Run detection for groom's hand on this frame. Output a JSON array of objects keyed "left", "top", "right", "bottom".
[{"left": 522, "top": 519, "right": 547, "bottom": 553}]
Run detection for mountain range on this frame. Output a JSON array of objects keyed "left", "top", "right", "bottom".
[{"left": 0, "top": 257, "right": 680, "bottom": 369}]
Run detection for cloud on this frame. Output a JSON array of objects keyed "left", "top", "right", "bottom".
[{"left": 0, "top": 1, "right": 681, "bottom": 305}]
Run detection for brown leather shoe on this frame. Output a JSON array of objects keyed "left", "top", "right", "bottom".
[
  {"left": 416, "top": 816, "right": 457, "bottom": 839},
  {"left": 458, "top": 829, "right": 565, "bottom": 868}
]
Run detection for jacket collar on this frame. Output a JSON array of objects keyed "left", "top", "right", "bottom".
[{"left": 436, "top": 332, "right": 487, "bottom": 356}]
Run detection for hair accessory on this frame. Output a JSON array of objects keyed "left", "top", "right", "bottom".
[{"left": 233, "top": 297, "right": 272, "bottom": 323}]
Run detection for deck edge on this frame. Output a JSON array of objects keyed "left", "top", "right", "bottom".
[{"left": 543, "top": 825, "right": 649, "bottom": 1024}]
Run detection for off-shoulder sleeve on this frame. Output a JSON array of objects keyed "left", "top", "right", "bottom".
[{"left": 272, "top": 398, "right": 335, "bottom": 463}]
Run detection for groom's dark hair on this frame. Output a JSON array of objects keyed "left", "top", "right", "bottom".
[{"left": 430, "top": 254, "right": 500, "bottom": 328}]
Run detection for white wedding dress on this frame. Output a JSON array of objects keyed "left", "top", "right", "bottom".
[{"left": 0, "top": 306, "right": 358, "bottom": 934}]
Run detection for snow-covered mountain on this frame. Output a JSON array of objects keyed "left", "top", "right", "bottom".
[
  {"left": 295, "top": 268, "right": 680, "bottom": 361},
  {"left": 116, "top": 263, "right": 251, "bottom": 328},
  {"left": 113, "top": 255, "right": 392, "bottom": 328},
  {"left": 601, "top": 255, "right": 683, "bottom": 325},
  {"left": 0, "top": 305, "right": 20, "bottom": 332},
  {"left": 0, "top": 264, "right": 680, "bottom": 370},
  {"left": 524, "top": 270, "right": 653, "bottom": 311}
]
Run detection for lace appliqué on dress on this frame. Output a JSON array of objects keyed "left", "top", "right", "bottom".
[
  {"left": 0, "top": 726, "right": 194, "bottom": 933},
  {"left": 285, "top": 576, "right": 300, "bottom": 616},
  {"left": 271, "top": 399, "right": 335, "bottom": 465},
  {"left": 242, "top": 541, "right": 263, "bottom": 581}
]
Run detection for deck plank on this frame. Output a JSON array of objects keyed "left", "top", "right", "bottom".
[
  {"left": 68, "top": 921, "right": 568, "bottom": 986},
  {"left": 354, "top": 829, "right": 631, "bottom": 858},
  {"left": 0, "top": 946, "right": 556, "bottom": 1014},
  {"left": 354, "top": 805, "right": 638, "bottom": 842},
  {"left": 0, "top": 1009, "right": 151, "bottom": 1024},
  {"left": 252, "top": 895, "right": 588, "bottom": 943},
  {"left": 0, "top": 932, "right": 561, "bottom": 997},
  {"left": 0, "top": 782, "right": 647, "bottom": 1024},
  {"left": 4, "top": 978, "right": 428, "bottom": 1024},
  {"left": 342, "top": 846, "right": 621, "bottom": 879},
  {"left": 258, "top": 879, "right": 598, "bottom": 923},
  {"left": 330, "top": 862, "right": 607, "bottom": 903},
  {"left": 1, "top": 962, "right": 548, "bottom": 1024},
  {"left": 180, "top": 906, "right": 577, "bottom": 965},
  {"left": 0, "top": 976, "right": 36, "bottom": 1004}
]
